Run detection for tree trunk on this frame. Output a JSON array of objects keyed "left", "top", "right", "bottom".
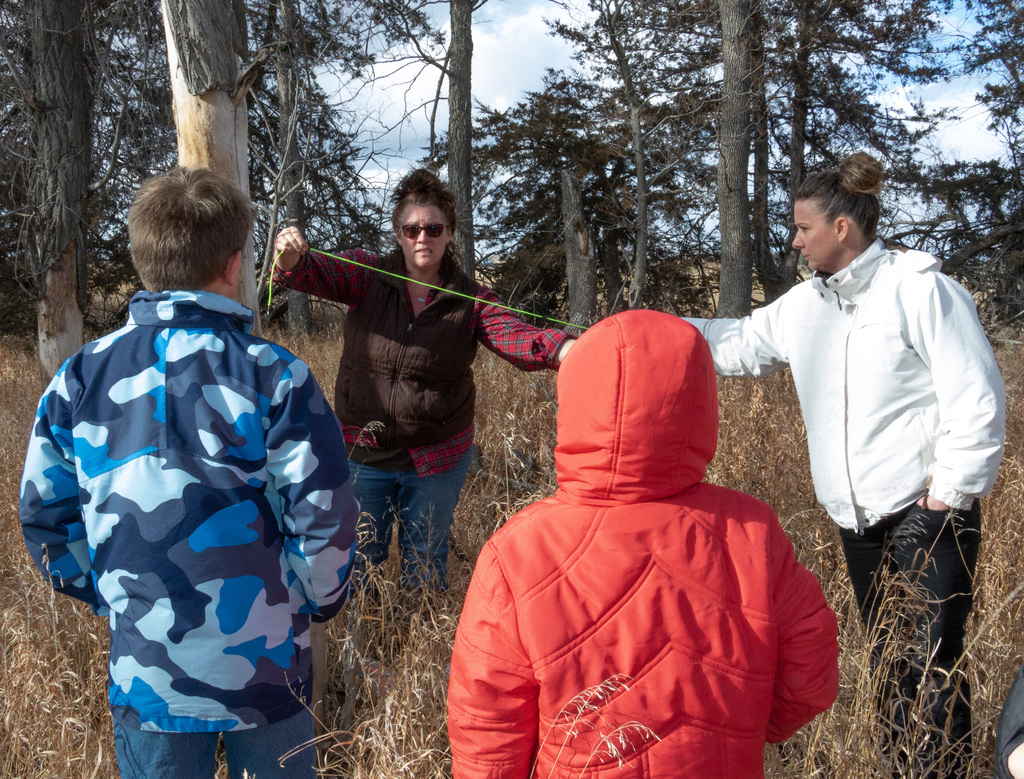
[
  {"left": 449, "top": 0, "right": 475, "bottom": 277},
  {"left": 602, "top": 228, "right": 626, "bottom": 316},
  {"left": 601, "top": 4, "right": 649, "bottom": 309},
  {"left": 785, "top": 0, "right": 811, "bottom": 284},
  {"left": 29, "top": 0, "right": 90, "bottom": 384},
  {"left": 752, "top": 107, "right": 774, "bottom": 299},
  {"left": 561, "top": 170, "right": 597, "bottom": 333},
  {"left": 161, "top": 0, "right": 260, "bottom": 331},
  {"left": 716, "top": 0, "right": 754, "bottom": 318},
  {"left": 277, "top": 0, "right": 311, "bottom": 334},
  {"left": 628, "top": 105, "right": 649, "bottom": 309},
  {"left": 750, "top": 2, "right": 775, "bottom": 302}
]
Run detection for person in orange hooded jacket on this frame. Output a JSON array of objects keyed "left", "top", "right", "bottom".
[{"left": 447, "top": 310, "right": 839, "bottom": 779}]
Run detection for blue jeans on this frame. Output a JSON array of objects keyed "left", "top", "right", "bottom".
[
  {"left": 113, "top": 710, "right": 317, "bottom": 779},
  {"left": 349, "top": 449, "right": 472, "bottom": 589}
]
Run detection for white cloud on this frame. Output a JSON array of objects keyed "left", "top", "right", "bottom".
[
  {"left": 472, "top": 5, "right": 577, "bottom": 111},
  {"left": 330, "top": 1, "right": 577, "bottom": 173},
  {"left": 323, "top": 2, "right": 1003, "bottom": 185},
  {"left": 920, "top": 80, "right": 1004, "bottom": 163},
  {"left": 879, "top": 76, "right": 1004, "bottom": 165}
]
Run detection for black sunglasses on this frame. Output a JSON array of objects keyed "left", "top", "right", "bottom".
[{"left": 400, "top": 223, "right": 448, "bottom": 239}]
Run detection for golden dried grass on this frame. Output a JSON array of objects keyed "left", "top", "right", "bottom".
[{"left": 1, "top": 330, "right": 1023, "bottom": 777}]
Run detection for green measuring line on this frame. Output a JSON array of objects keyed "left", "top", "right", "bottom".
[{"left": 268, "top": 247, "right": 587, "bottom": 331}]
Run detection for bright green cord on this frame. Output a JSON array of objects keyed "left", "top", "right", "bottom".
[
  {"left": 268, "top": 246, "right": 586, "bottom": 331},
  {"left": 267, "top": 250, "right": 283, "bottom": 309}
]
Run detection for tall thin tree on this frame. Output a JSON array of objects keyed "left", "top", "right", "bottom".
[
  {"left": 599, "top": 1, "right": 650, "bottom": 309},
  {"left": 449, "top": 0, "right": 476, "bottom": 277},
  {"left": 28, "top": 0, "right": 91, "bottom": 382},
  {"left": 715, "top": 0, "right": 754, "bottom": 317},
  {"left": 277, "top": 0, "right": 311, "bottom": 333}
]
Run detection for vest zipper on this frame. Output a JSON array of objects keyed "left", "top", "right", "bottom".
[{"left": 385, "top": 319, "right": 415, "bottom": 448}]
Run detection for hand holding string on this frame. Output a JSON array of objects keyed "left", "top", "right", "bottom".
[{"left": 274, "top": 227, "right": 307, "bottom": 272}]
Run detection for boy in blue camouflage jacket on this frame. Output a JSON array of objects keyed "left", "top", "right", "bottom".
[{"left": 19, "top": 167, "right": 359, "bottom": 779}]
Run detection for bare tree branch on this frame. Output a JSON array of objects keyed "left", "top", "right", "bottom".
[
  {"left": 89, "top": 93, "right": 129, "bottom": 192},
  {"left": 945, "top": 222, "right": 1024, "bottom": 271},
  {"left": 0, "top": 29, "right": 32, "bottom": 107}
]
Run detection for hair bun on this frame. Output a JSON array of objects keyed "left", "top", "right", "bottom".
[
  {"left": 392, "top": 168, "right": 448, "bottom": 205},
  {"left": 839, "top": 152, "right": 884, "bottom": 197}
]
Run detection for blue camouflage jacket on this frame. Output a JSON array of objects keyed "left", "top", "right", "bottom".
[{"left": 19, "top": 290, "right": 359, "bottom": 733}]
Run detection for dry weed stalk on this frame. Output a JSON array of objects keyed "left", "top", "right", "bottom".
[
  {"left": 3, "top": 334, "right": 1024, "bottom": 777},
  {"left": 579, "top": 722, "right": 661, "bottom": 772},
  {"left": 529, "top": 675, "right": 661, "bottom": 778},
  {"left": 534, "top": 674, "right": 632, "bottom": 774}
]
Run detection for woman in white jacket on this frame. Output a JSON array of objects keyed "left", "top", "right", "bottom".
[{"left": 687, "top": 152, "right": 1005, "bottom": 777}]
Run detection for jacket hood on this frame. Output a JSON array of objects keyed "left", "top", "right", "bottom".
[
  {"left": 127, "top": 290, "right": 255, "bottom": 334},
  {"left": 555, "top": 310, "right": 718, "bottom": 503}
]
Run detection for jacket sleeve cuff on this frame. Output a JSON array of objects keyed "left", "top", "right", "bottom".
[
  {"left": 928, "top": 482, "right": 973, "bottom": 510},
  {"left": 310, "top": 582, "right": 351, "bottom": 623},
  {"left": 271, "top": 250, "right": 310, "bottom": 286},
  {"left": 682, "top": 317, "right": 746, "bottom": 374}
]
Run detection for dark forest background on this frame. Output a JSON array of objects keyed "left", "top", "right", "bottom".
[{"left": 3, "top": 0, "right": 1023, "bottom": 352}]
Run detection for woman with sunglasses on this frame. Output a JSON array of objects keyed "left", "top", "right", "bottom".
[{"left": 273, "top": 168, "right": 575, "bottom": 591}]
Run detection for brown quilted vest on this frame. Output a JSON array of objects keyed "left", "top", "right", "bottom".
[{"left": 334, "top": 252, "right": 481, "bottom": 449}]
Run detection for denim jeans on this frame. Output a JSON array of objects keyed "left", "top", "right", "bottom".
[
  {"left": 349, "top": 448, "right": 472, "bottom": 590},
  {"left": 113, "top": 710, "right": 317, "bottom": 779},
  {"left": 840, "top": 500, "right": 981, "bottom": 778}
]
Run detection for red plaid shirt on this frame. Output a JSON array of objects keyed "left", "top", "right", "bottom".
[{"left": 274, "top": 249, "right": 571, "bottom": 476}]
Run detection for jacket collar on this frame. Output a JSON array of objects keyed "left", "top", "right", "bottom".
[
  {"left": 127, "top": 290, "right": 255, "bottom": 334},
  {"left": 810, "top": 239, "right": 889, "bottom": 305}
]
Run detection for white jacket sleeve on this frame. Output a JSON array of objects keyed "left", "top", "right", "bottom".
[
  {"left": 683, "top": 296, "right": 792, "bottom": 378},
  {"left": 900, "top": 272, "right": 1006, "bottom": 506}
]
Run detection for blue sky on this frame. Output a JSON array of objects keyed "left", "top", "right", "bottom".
[
  {"left": 330, "top": 0, "right": 578, "bottom": 186},
  {"left": 327, "top": 0, "right": 1002, "bottom": 187}
]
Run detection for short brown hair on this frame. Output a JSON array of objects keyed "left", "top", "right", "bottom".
[
  {"left": 390, "top": 168, "right": 462, "bottom": 279},
  {"left": 794, "top": 152, "right": 884, "bottom": 240},
  {"left": 128, "top": 166, "right": 254, "bottom": 291}
]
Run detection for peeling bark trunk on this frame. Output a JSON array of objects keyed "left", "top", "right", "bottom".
[
  {"left": 561, "top": 170, "right": 597, "bottom": 333},
  {"left": 161, "top": 0, "right": 260, "bottom": 331},
  {"left": 30, "top": 0, "right": 90, "bottom": 384},
  {"left": 449, "top": 0, "right": 475, "bottom": 277},
  {"left": 36, "top": 240, "right": 85, "bottom": 385}
]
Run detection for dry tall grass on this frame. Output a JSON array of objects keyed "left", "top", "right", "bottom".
[{"left": 2, "top": 328, "right": 1023, "bottom": 778}]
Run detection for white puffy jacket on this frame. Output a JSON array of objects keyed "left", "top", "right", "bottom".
[{"left": 687, "top": 240, "right": 1006, "bottom": 531}]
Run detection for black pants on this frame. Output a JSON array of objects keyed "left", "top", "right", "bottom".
[{"left": 840, "top": 500, "right": 981, "bottom": 778}]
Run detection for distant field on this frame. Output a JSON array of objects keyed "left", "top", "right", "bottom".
[{"left": 2, "top": 329, "right": 1022, "bottom": 778}]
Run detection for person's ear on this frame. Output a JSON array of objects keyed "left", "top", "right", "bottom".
[
  {"left": 224, "top": 250, "right": 242, "bottom": 290},
  {"left": 834, "top": 216, "right": 850, "bottom": 242}
]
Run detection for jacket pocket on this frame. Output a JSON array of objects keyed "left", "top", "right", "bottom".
[{"left": 851, "top": 318, "right": 909, "bottom": 374}]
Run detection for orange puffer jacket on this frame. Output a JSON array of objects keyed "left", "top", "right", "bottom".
[{"left": 447, "top": 311, "right": 839, "bottom": 779}]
